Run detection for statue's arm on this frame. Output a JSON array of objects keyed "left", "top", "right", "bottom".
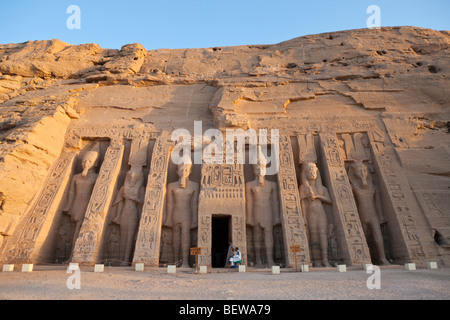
[
  {"left": 111, "top": 186, "right": 124, "bottom": 224},
  {"left": 245, "top": 184, "right": 254, "bottom": 226},
  {"left": 299, "top": 185, "right": 308, "bottom": 229},
  {"left": 190, "top": 184, "right": 199, "bottom": 229},
  {"left": 63, "top": 177, "right": 76, "bottom": 213},
  {"left": 164, "top": 184, "right": 174, "bottom": 227},
  {"left": 316, "top": 185, "right": 332, "bottom": 204},
  {"left": 272, "top": 183, "right": 281, "bottom": 225}
]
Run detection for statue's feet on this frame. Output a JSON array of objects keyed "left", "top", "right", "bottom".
[
  {"left": 379, "top": 258, "right": 390, "bottom": 265},
  {"left": 322, "top": 261, "right": 332, "bottom": 268}
]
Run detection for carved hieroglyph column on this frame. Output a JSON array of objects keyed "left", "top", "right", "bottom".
[
  {"left": 71, "top": 141, "right": 124, "bottom": 265},
  {"left": 2, "top": 152, "right": 76, "bottom": 264},
  {"left": 132, "top": 134, "right": 174, "bottom": 267},
  {"left": 319, "top": 132, "right": 372, "bottom": 265},
  {"left": 368, "top": 130, "right": 427, "bottom": 264},
  {"left": 277, "top": 135, "right": 311, "bottom": 267},
  {"left": 197, "top": 163, "right": 246, "bottom": 267}
]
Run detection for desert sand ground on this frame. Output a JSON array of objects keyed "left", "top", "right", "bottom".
[{"left": 0, "top": 264, "right": 449, "bottom": 301}]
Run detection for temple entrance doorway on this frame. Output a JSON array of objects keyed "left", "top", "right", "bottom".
[{"left": 211, "top": 215, "right": 231, "bottom": 268}]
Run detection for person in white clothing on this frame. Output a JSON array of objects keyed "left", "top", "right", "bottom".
[{"left": 233, "top": 247, "right": 242, "bottom": 268}]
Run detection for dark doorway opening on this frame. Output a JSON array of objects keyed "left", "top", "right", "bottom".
[{"left": 212, "top": 215, "right": 231, "bottom": 268}]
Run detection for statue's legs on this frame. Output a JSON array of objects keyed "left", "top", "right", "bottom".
[
  {"left": 308, "top": 212, "right": 330, "bottom": 267},
  {"left": 120, "top": 201, "right": 139, "bottom": 264},
  {"left": 368, "top": 220, "right": 390, "bottom": 265},
  {"left": 181, "top": 223, "right": 190, "bottom": 268},
  {"left": 253, "top": 225, "right": 264, "bottom": 267},
  {"left": 172, "top": 224, "right": 181, "bottom": 264},
  {"left": 318, "top": 220, "right": 331, "bottom": 267},
  {"left": 264, "top": 227, "right": 275, "bottom": 266}
]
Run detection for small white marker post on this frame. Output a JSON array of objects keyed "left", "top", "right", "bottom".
[
  {"left": 337, "top": 265, "right": 347, "bottom": 272},
  {"left": 94, "top": 264, "right": 104, "bottom": 272},
  {"left": 167, "top": 265, "right": 176, "bottom": 274},
  {"left": 272, "top": 266, "right": 280, "bottom": 274},
  {"left": 21, "top": 264, "right": 33, "bottom": 272},
  {"left": 405, "top": 263, "right": 416, "bottom": 271},
  {"left": 135, "top": 263, "right": 144, "bottom": 272},
  {"left": 2, "top": 264, "right": 14, "bottom": 272}
]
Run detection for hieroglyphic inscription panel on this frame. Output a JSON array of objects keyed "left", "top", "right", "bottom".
[
  {"left": 319, "top": 132, "right": 372, "bottom": 265},
  {"left": 71, "top": 142, "right": 124, "bottom": 264},
  {"left": 368, "top": 130, "right": 427, "bottom": 263},
  {"left": 4, "top": 152, "right": 76, "bottom": 264},
  {"left": 197, "top": 163, "right": 246, "bottom": 267},
  {"left": 132, "top": 134, "right": 174, "bottom": 266},
  {"left": 277, "top": 135, "right": 310, "bottom": 267}
]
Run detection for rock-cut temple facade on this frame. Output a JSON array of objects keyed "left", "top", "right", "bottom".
[{"left": 0, "top": 27, "right": 449, "bottom": 269}]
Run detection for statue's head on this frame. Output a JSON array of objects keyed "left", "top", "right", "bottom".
[
  {"left": 302, "top": 162, "right": 318, "bottom": 181},
  {"left": 81, "top": 151, "right": 98, "bottom": 176},
  {"left": 177, "top": 155, "right": 192, "bottom": 188},
  {"left": 349, "top": 161, "right": 369, "bottom": 188},
  {"left": 252, "top": 146, "right": 268, "bottom": 186},
  {"left": 126, "top": 167, "right": 143, "bottom": 186}
]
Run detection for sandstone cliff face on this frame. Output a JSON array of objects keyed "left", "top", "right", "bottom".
[{"left": 0, "top": 26, "right": 449, "bottom": 264}]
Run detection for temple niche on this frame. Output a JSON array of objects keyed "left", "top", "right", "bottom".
[
  {"left": 339, "top": 132, "right": 393, "bottom": 265},
  {"left": 292, "top": 135, "right": 340, "bottom": 267},
  {"left": 102, "top": 139, "right": 153, "bottom": 266},
  {"left": 52, "top": 140, "right": 109, "bottom": 263},
  {"left": 159, "top": 151, "right": 201, "bottom": 268},
  {"left": 244, "top": 146, "right": 285, "bottom": 268}
]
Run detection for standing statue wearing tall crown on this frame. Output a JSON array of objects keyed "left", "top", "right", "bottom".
[
  {"left": 246, "top": 146, "right": 280, "bottom": 267},
  {"left": 297, "top": 134, "right": 332, "bottom": 267},
  {"left": 164, "top": 155, "right": 199, "bottom": 268}
]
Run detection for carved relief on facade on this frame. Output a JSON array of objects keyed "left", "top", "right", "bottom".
[
  {"left": 103, "top": 138, "right": 150, "bottom": 265},
  {"left": 71, "top": 139, "right": 125, "bottom": 264},
  {"left": 339, "top": 132, "right": 391, "bottom": 265},
  {"left": 2, "top": 151, "right": 76, "bottom": 264},
  {"left": 366, "top": 130, "right": 427, "bottom": 264},
  {"left": 275, "top": 135, "right": 310, "bottom": 267},
  {"left": 317, "top": 132, "right": 372, "bottom": 266},
  {"left": 161, "top": 153, "right": 200, "bottom": 267},
  {"left": 295, "top": 134, "right": 334, "bottom": 267},
  {"left": 197, "top": 158, "right": 246, "bottom": 268},
  {"left": 132, "top": 133, "right": 174, "bottom": 267},
  {"left": 245, "top": 146, "right": 281, "bottom": 267}
]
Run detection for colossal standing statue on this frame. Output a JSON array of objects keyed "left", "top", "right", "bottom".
[
  {"left": 246, "top": 149, "right": 280, "bottom": 267},
  {"left": 299, "top": 162, "right": 332, "bottom": 267},
  {"left": 348, "top": 161, "right": 390, "bottom": 265},
  {"left": 164, "top": 156, "right": 199, "bottom": 267},
  {"left": 111, "top": 166, "right": 145, "bottom": 264},
  {"left": 63, "top": 148, "right": 99, "bottom": 252}
]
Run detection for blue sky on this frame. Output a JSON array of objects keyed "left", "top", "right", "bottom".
[{"left": 1, "top": 0, "right": 449, "bottom": 50}]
